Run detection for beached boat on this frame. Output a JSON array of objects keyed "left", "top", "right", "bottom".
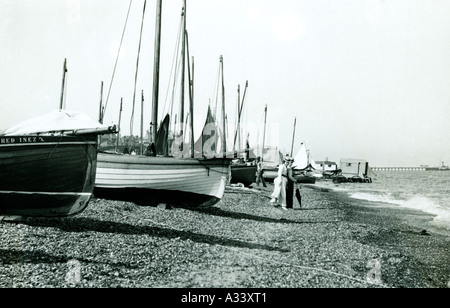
[
  {"left": 95, "top": 0, "right": 231, "bottom": 207},
  {"left": 0, "top": 57, "right": 115, "bottom": 218},
  {"left": 230, "top": 81, "right": 256, "bottom": 187},
  {"left": 0, "top": 110, "right": 115, "bottom": 218}
]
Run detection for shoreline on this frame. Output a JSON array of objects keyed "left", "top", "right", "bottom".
[
  {"left": 1, "top": 184, "right": 449, "bottom": 288},
  {"left": 307, "top": 182, "right": 450, "bottom": 238}
]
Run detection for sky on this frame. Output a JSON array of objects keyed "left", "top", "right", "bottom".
[{"left": 1, "top": 0, "right": 450, "bottom": 167}]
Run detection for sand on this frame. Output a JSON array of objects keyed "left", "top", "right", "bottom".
[{"left": 0, "top": 183, "right": 449, "bottom": 289}]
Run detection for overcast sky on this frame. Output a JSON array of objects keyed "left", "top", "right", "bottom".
[{"left": 1, "top": 0, "right": 450, "bottom": 167}]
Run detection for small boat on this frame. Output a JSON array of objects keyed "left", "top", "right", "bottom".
[
  {"left": 230, "top": 163, "right": 257, "bottom": 187},
  {"left": 229, "top": 81, "right": 256, "bottom": 187},
  {"left": 425, "top": 162, "right": 450, "bottom": 171},
  {"left": 95, "top": 2, "right": 231, "bottom": 208},
  {"left": 0, "top": 110, "right": 115, "bottom": 218},
  {"left": 1, "top": 57, "right": 115, "bottom": 219}
]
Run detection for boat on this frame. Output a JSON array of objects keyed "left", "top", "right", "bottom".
[
  {"left": 230, "top": 81, "right": 257, "bottom": 187},
  {"left": 94, "top": 0, "right": 231, "bottom": 207},
  {"left": 0, "top": 110, "right": 115, "bottom": 218},
  {"left": 0, "top": 57, "right": 115, "bottom": 219},
  {"left": 425, "top": 162, "right": 450, "bottom": 171}
]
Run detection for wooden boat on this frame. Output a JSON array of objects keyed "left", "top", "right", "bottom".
[
  {"left": 0, "top": 131, "right": 110, "bottom": 218},
  {"left": 230, "top": 163, "right": 256, "bottom": 187},
  {"left": 95, "top": 1, "right": 231, "bottom": 207},
  {"left": 0, "top": 58, "right": 115, "bottom": 218},
  {"left": 229, "top": 82, "right": 256, "bottom": 187}
]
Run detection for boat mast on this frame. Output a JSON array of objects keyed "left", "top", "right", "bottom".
[
  {"left": 98, "top": 81, "right": 104, "bottom": 124},
  {"left": 151, "top": 0, "right": 162, "bottom": 145},
  {"left": 262, "top": 104, "right": 267, "bottom": 162},
  {"left": 220, "top": 55, "right": 226, "bottom": 158},
  {"left": 59, "top": 58, "right": 67, "bottom": 110},
  {"left": 186, "top": 29, "right": 195, "bottom": 158},
  {"left": 290, "top": 116, "right": 296, "bottom": 157},
  {"left": 233, "top": 81, "right": 248, "bottom": 158},
  {"left": 233, "top": 84, "right": 240, "bottom": 158},
  {"left": 179, "top": 0, "right": 187, "bottom": 136},
  {"left": 115, "top": 98, "right": 123, "bottom": 152},
  {"left": 140, "top": 90, "right": 144, "bottom": 154}
]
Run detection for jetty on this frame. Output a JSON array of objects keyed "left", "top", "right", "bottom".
[{"left": 371, "top": 167, "right": 426, "bottom": 171}]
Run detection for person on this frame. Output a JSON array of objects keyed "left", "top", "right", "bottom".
[
  {"left": 270, "top": 157, "right": 290, "bottom": 210},
  {"left": 255, "top": 156, "right": 267, "bottom": 188},
  {"left": 285, "top": 157, "right": 297, "bottom": 209}
]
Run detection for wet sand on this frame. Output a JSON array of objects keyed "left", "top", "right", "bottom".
[{"left": 1, "top": 183, "right": 449, "bottom": 289}]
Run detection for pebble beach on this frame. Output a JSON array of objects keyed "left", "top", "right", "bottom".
[{"left": 1, "top": 183, "right": 449, "bottom": 289}]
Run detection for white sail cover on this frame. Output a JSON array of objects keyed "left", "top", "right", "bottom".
[{"left": 3, "top": 110, "right": 106, "bottom": 136}]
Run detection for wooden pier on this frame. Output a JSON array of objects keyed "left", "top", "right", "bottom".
[{"left": 371, "top": 167, "right": 426, "bottom": 171}]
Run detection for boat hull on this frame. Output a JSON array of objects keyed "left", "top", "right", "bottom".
[
  {"left": 94, "top": 153, "right": 231, "bottom": 207},
  {"left": 263, "top": 168, "right": 317, "bottom": 184},
  {"left": 230, "top": 164, "right": 257, "bottom": 187},
  {"left": 0, "top": 134, "right": 98, "bottom": 217},
  {"left": 294, "top": 174, "right": 317, "bottom": 184}
]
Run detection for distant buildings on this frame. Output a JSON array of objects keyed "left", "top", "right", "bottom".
[{"left": 340, "top": 158, "right": 370, "bottom": 177}]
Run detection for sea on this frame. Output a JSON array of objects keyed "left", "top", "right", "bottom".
[{"left": 313, "top": 170, "right": 450, "bottom": 235}]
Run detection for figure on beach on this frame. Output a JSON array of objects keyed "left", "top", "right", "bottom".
[
  {"left": 255, "top": 156, "right": 267, "bottom": 188},
  {"left": 286, "top": 157, "right": 297, "bottom": 209},
  {"left": 270, "top": 156, "right": 291, "bottom": 210}
]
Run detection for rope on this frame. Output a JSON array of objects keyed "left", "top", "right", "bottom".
[
  {"left": 103, "top": 0, "right": 133, "bottom": 121},
  {"left": 129, "top": 0, "right": 147, "bottom": 136},
  {"left": 194, "top": 160, "right": 230, "bottom": 175}
]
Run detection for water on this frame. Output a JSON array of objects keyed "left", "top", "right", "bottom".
[{"left": 313, "top": 170, "right": 450, "bottom": 233}]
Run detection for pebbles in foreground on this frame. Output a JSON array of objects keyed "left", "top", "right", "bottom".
[{"left": 1, "top": 184, "right": 449, "bottom": 288}]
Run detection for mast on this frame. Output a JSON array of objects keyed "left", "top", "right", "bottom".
[
  {"left": 233, "top": 81, "right": 248, "bottom": 157},
  {"left": 233, "top": 84, "right": 240, "bottom": 158},
  {"left": 190, "top": 56, "right": 194, "bottom": 158},
  {"left": 151, "top": 0, "right": 162, "bottom": 144},
  {"left": 59, "top": 58, "right": 67, "bottom": 110},
  {"left": 179, "top": 0, "right": 187, "bottom": 136},
  {"left": 262, "top": 104, "right": 267, "bottom": 162},
  {"left": 185, "top": 27, "right": 194, "bottom": 158},
  {"left": 140, "top": 90, "right": 144, "bottom": 154},
  {"left": 98, "top": 81, "right": 104, "bottom": 124},
  {"left": 220, "top": 55, "right": 226, "bottom": 158},
  {"left": 290, "top": 116, "right": 296, "bottom": 157},
  {"left": 115, "top": 98, "right": 123, "bottom": 152}
]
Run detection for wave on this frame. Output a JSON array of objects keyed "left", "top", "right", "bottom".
[{"left": 348, "top": 191, "right": 450, "bottom": 223}]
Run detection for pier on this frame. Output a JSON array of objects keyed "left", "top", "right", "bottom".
[{"left": 371, "top": 167, "right": 426, "bottom": 171}]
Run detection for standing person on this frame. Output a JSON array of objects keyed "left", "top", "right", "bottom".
[
  {"left": 270, "top": 157, "right": 290, "bottom": 210},
  {"left": 286, "top": 157, "right": 297, "bottom": 209},
  {"left": 255, "top": 157, "right": 267, "bottom": 188}
]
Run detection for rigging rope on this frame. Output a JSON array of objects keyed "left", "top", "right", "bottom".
[
  {"left": 130, "top": 0, "right": 147, "bottom": 136},
  {"left": 103, "top": 0, "right": 133, "bottom": 121}
]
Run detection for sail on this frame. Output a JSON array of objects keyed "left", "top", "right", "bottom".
[
  {"left": 194, "top": 105, "right": 222, "bottom": 158},
  {"left": 292, "top": 143, "right": 308, "bottom": 170},
  {"left": 156, "top": 114, "right": 170, "bottom": 156}
]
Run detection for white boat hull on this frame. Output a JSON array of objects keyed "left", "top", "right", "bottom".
[{"left": 95, "top": 153, "right": 231, "bottom": 207}]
